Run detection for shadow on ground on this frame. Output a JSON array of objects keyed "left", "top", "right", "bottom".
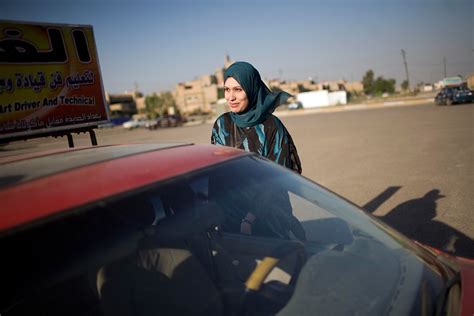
[{"left": 363, "top": 186, "right": 474, "bottom": 258}]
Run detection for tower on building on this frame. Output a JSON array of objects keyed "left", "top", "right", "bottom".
[{"left": 224, "top": 54, "right": 233, "bottom": 69}]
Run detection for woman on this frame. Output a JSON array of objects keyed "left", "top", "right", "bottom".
[
  {"left": 211, "top": 61, "right": 306, "bottom": 241},
  {"left": 211, "top": 61, "right": 302, "bottom": 174}
]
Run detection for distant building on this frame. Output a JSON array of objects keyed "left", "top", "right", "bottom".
[
  {"left": 106, "top": 90, "right": 144, "bottom": 117},
  {"left": 434, "top": 81, "right": 444, "bottom": 90},
  {"left": 343, "top": 81, "right": 364, "bottom": 94},
  {"left": 174, "top": 75, "right": 218, "bottom": 115},
  {"left": 421, "top": 84, "right": 434, "bottom": 92},
  {"left": 269, "top": 78, "right": 363, "bottom": 95},
  {"left": 171, "top": 55, "right": 365, "bottom": 114},
  {"left": 224, "top": 54, "right": 233, "bottom": 69},
  {"left": 467, "top": 73, "right": 474, "bottom": 89},
  {"left": 319, "top": 80, "right": 363, "bottom": 94},
  {"left": 268, "top": 79, "right": 319, "bottom": 95},
  {"left": 215, "top": 68, "right": 225, "bottom": 87},
  {"left": 297, "top": 90, "right": 348, "bottom": 108}
]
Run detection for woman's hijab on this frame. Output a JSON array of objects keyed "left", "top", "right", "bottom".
[{"left": 225, "top": 61, "right": 291, "bottom": 128}]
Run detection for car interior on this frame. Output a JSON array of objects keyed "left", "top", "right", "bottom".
[{"left": 0, "top": 176, "right": 307, "bottom": 316}]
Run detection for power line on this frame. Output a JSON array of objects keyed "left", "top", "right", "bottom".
[{"left": 443, "top": 56, "right": 447, "bottom": 78}]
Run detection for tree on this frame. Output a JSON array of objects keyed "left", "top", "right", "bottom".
[
  {"left": 362, "top": 69, "right": 396, "bottom": 95},
  {"left": 401, "top": 80, "right": 409, "bottom": 91},
  {"left": 145, "top": 93, "right": 160, "bottom": 118},
  {"left": 387, "top": 79, "right": 396, "bottom": 93},
  {"left": 373, "top": 77, "right": 396, "bottom": 94},
  {"left": 159, "top": 92, "right": 178, "bottom": 115},
  {"left": 145, "top": 92, "right": 178, "bottom": 117},
  {"left": 362, "top": 70, "right": 374, "bottom": 95}
]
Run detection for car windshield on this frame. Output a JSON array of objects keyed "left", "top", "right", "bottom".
[
  {"left": 448, "top": 86, "right": 468, "bottom": 92},
  {"left": 133, "top": 154, "right": 447, "bottom": 314},
  {"left": 1, "top": 154, "right": 453, "bottom": 316}
]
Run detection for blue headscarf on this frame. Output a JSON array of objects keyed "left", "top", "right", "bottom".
[{"left": 225, "top": 61, "right": 292, "bottom": 128}]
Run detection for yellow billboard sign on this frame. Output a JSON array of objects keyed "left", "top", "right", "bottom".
[{"left": 0, "top": 20, "right": 108, "bottom": 140}]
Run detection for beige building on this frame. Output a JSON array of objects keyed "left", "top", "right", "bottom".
[
  {"left": 268, "top": 79, "right": 319, "bottom": 95},
  {"left": 318, "top": 80, "right": 364, "bottom": 94},
  {"left": 268, "top": 78, "right": 363, "bottom": 95},
  {"left": 173, "top": 55, "right": 364, "bottom": 114},
  {"left": 467, "top": 73, "right": 474, "bottom": 89},
  {"left": 174, "top": 76, "right": 218, "bottom": 115},
  {"left": 215, "top": 68, "right": 225, "bottom": 87},
  {"left": 106, "top": 90, "right": 144, "bottom": 117},
  {"left": 343, "top": 81, "right": 364, "bottom": 94}
]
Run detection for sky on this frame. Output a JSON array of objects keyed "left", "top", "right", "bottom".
[{"left": 2, "top": 0, "right": 473, "bottom": 95}]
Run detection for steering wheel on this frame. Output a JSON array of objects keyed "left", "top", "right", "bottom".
[{"left": 240, "top": 242, "right": 307, "bottom": 315}]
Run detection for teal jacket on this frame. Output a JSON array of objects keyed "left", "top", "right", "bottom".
[{"left": 211, "top": 112, "right": 302, "bottom": 174}]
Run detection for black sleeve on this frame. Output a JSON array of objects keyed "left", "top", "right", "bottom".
[
  {"left": 266, "top": 118, "right": 302, "bottom": 174},
  {"left": 286, "top": 132, "right": 303, "bottom": 174}
]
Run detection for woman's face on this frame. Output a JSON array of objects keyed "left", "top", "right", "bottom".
[{"left": 224, "top": 77, "right": 249, "bottom": 113}]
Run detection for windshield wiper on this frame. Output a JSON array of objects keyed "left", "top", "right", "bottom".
[{"left": 434, "top": 272, "right": 461, "bottom": 316}]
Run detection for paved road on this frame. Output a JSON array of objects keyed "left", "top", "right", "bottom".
[
  {"left": 283, "top": 102, "right": 474, "bottom": 258},
  {"left": 2, "top": 102, "right": 473, "bottom": 257}
]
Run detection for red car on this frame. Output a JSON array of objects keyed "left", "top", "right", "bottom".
[{"left": 1, "top": 143, "right": 473, "bottom": 316}]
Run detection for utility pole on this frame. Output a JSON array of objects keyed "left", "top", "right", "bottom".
[
  {"left": 134, "top": 81, "right": 139, "bottom": 94},
  {"left": 443, "top": 56, "right": 447, "bottom": 78},
  {"left": 401, "top": 49, "right": 410, "bottom": 90}
]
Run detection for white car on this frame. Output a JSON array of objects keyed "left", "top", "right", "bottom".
[
  {"left": 122, "top": 118, "right": 147, "bottom": 129},
  {"left": 288, "top": 101, "right": 303, "bottom": 110}
]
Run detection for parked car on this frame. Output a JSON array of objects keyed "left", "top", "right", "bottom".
[
  {"left": 110, "top": 116, "right": 131, "bottom": 126},
  {"left": 1, "top": 143, "right": 473, "bottom": 316},
  {"left": 435, "top": 85, "right": 474, "bottom": 106},
  {"left": 144, "top": 118, "right": 159, "bottom": 130},
  {"left": 288, "top": 101, "right": 303, "bottom": 110},
  {"left": 97, "top": 122, "right": 115, "bottom": 129},
  {"left": 122, "top": 118, "right": 147, "bottom": 129},
  {"left": 146, "top": 115, "right": 184, "bottom": 130}
]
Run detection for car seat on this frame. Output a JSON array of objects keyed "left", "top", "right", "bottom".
[{"left": 96, "top": 189, "right": 223, "bottom": 316}]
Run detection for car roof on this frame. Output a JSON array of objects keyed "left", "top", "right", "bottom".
[
  {"left": 0, "top": 143, "right": 183, "bottom": 187},
  {"left": 0, "top": 143, "right": 246, "bottom": 234}
]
